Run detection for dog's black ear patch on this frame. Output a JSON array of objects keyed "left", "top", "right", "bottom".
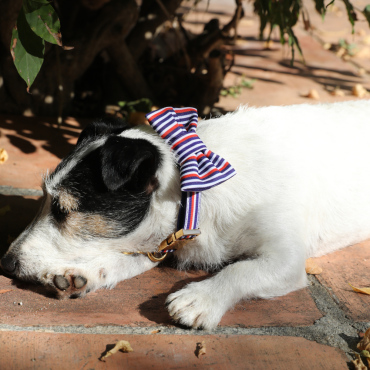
[
  {"left": 77, "top": 118, "right": 130, "bottom": 146},
  {"left": 101, "top": 136, "right": 160, "bottom": 193}
]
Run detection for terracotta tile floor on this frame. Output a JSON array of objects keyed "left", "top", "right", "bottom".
[
  {"left": 0, "top": 332, "right": 349, "bottom": 370},
  {"left": 1, "top": 0, "right": 370, "bottom": 368}
]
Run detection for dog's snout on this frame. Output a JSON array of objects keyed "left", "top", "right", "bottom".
[{"left": 1, "top": 254, "right": 17, "bottom": 275}]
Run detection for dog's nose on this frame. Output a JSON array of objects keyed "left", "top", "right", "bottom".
[{"left": 1, "top": 254, "right": 17, "bottom": 274}]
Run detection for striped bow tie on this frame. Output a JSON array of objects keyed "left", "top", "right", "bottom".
[{"left": 146, "top": 107, "right": 236, "bottom": 246}]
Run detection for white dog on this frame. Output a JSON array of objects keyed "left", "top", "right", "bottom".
[{"left": 2, "top": 100, "right": 370, "bottom": 330}]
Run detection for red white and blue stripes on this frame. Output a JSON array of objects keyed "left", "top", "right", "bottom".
[{"left": 146, "top": 107, "right": 236, "bottom": 238}]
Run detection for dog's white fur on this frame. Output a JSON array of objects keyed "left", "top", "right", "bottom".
[{"left": 8, "top": 100, "right": 370, "bottom": 329}]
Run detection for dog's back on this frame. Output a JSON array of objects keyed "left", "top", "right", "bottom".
[{"left": 195, "top": 100, "right": 370, "bottom": 260}]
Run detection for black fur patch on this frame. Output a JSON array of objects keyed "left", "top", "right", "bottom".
[
  {"left": 77, "top": 117, "right": 130, "bottom": 146},
  {"left": 49, "top": 120, "right": 161, "bottom": 238}
]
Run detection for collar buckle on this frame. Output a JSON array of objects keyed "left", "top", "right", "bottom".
[{"left": 157, "top": 229, "right": 201, "bottom": 253}]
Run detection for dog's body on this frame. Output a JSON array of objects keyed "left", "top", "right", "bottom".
[{"left": 2, "top": 100, "right": 370, "bottom": 329}]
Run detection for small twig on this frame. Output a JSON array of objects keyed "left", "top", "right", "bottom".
[{"left": 233, "top": 0, "right": 243, "bottom": 41}]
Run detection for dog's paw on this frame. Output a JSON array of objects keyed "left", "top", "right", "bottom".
[
  {"left": 166, "top": 281, "right": 226, "bottom": 330},
  {"left": 42, "top": 268, "right": 108, "bottom": 299}
]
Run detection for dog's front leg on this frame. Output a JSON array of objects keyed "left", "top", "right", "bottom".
[{"left": 166, "top": 237, "right": 307, "bottom": 330}]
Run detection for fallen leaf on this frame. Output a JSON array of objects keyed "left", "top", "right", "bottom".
[
  {"left": 128, "top": 112, "right": 149, "bottom": 126},
  {"left": 305, "top": 258, "right": 323, "bottom": 275},
  {"left": 358, "top": 328, "right": 370, "bottom": 352},
  {"left": 352, "top": 84, "right": 369, "bottom": 98},
  {"left": 358, "top": 68, "right": 366, "bottom": 76},
  {"left": 330, "top": 88, "right": 345, "bottom": 97},
  {"left": 0, "top": 205, "right": 11, "bottom": 217},
  {"left": 336, "top": 47, "right": 346, "bottom": 58},
  {"left": 0, "top": 290, "right": 12, "bottom": 295},
  {"left": 235, "top": 39, "right": 248, "bottom": 46},
  {"left": 100, "top": 340, "right": 133, "bottom": 361},
  {"left": 263, "top": 40, "right": 274, "bottom": 50},
  {"left": 150, "top": 330, "right": 160, "bottom": 334},
  {"left": 353, "top": 353, "right": 367, "bottom": 370},
  {"left": 196, "top": 341, "right": 206, "bottom": 358},
  {"left": 0, "top": 148, "right": 8, "bottom": 164},
  {"left": 349, "top": 283, "right": 370, "bottom": 296},
  {"left": 301, "top": 89, "right": 320, "bottom": 100}
]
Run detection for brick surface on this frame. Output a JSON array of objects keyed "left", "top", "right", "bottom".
[
  {"left": 0, "top": 331, "right": 349, "bottom": 370},
  {"left": 183, "top": 1, "right": 370, "bottom": 113},
  {"left": 0, "top": 115, "right": 87, "bottom": 190},
  {"left": 316, "top": 240, "right": 370, "bottom": 321},
  {"left": 0, "top": 263, "right": 321, "bottom": 328}
]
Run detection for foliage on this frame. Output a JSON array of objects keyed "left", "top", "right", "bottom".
[
  {"left": 118, "top": 99, "right": 153, "bottom": 115},
  {"left": 10, "top": 0, "right": 72, "bottom": 92},
  {"left": 220, "top": 78, "right": 256, "bottom": 98},
  {"left": 253, "top": 0, "right": 370, "bottom": 62}
]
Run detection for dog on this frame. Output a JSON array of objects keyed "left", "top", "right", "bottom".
[{"left": 2, "top": 100, "right": 370, "bottom": 330}]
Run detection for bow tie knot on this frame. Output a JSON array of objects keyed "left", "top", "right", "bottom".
[{"left": 146, "top": 107, "right": 236, "bottom": 192}]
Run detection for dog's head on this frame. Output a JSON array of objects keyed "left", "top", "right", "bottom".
[{"left": 1, "top": 119, "right": 179, "bottom": 298}]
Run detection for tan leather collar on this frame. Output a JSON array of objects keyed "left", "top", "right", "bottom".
[{"left": 123, "top": 229, "right": 201, "bottom": 262}]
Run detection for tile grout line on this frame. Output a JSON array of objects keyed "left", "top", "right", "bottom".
[{"left": 0, "top": 185, "right": 43, "bottom": 197}]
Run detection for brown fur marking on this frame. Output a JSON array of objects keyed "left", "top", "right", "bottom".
[
  {"left": 59, "top": 190, "right": 79, "bottom": 212},
  {"left": 62, "top": 212, "right": 111, "bottom": 238}
]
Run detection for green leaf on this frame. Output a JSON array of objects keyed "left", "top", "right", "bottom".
[
  {"left": 363, "top": 5, "right": 370, "bottom": 27},
  {"left": 10, "top": 7, "right": 44, "bottom": 92},
  {"left": 241, "top": 78, "right": 256, "bottom": 89},
  {"left": 342, "top": 0, "right": 356, "bottom": 33},
  {"left": 313, "top": 0, "right": 326, "bottom": 19},
  {"left": 117, "top": 98, "right": 153, "bottom": 113},
  {"left": 23, "top": 0, "right": 63, "bottom": 46},
  {"left": 326, "top": 0, "right": 335, "bottom": 8}
]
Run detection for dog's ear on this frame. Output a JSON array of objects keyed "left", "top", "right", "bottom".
[
  {"left": 77, "top": 118, "right": 130, "bottom": 146},
  {"left": 100, "top": 136, "right": 160, "bottom": 193}
]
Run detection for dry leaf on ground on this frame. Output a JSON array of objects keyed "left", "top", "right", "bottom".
[
  {"left": 196, "top": 341, "right": 206, "bottom": 358},
  {"left": 100, "top": 340, "right": 133, "bottom": 361},
  {"left": 0, "top": 290, "right": 12, "bottom": 295},
  {"left": 263, "top": 40, "right": 274, "bottom": 49},
  {"left": 305, "top": 258, "right": 323, "bottom": 275},
  {"left": 301, "top": 89, "right": 320, "bottom": 100},
  {"left": 150, "top": 330, "right": 160, "bottom": 334},
  {"left": 349, "top": 283, "right": 370, "bottom": 296},
  {"left": 352, "top": 84, "right": 369, "bottom": 98},
  {"left": 0, "top": 148, "right": 8, "bottom": 164},
  {"left": 128, "top": 112, "right": 149, "bottom": 126},
  {"left": 330, "top": 88, "right": 345, "bottom": 97},
  {"left": 353, "top": 353, "right": 367, "bottom": 370},
  {"left": 0, "top": 205, "right": 11, "bottom": 217},
  {"left": 358, "top": 328, "right": 370, "bottom": 352}
]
